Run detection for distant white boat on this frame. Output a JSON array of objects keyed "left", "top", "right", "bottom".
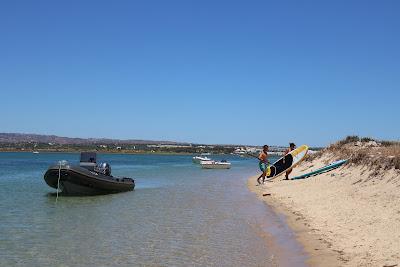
[
  {"left": 200, "top": 160, "right": 231, "bottom": 169},
  {"left": 192, "top": 156, "right": 212, "bottom": 164},
  {"left": 33, "top": 151, "right": 39, "bottom": 154}
]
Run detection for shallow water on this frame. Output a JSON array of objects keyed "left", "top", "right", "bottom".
[{"left": 0, "top": 152, "right": 306, "bottom": 266}]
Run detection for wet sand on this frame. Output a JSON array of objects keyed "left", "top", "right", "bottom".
[{"left": 248, "top": 153, "right": 400, "bottom": 267}]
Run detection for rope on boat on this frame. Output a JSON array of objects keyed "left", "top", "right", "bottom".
[{"left": 56, "top": 161, "right": 61, "bottom": 202}]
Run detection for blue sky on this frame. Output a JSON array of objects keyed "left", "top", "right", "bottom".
[{"left": 0, "top": 0, "right": 399, "bottom": 146}]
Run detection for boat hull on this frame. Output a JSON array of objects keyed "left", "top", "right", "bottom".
[
  {"left": 201, "top": 162, "right": 231, "bottom": 169},
  {"left": 44, "top": 165, "right": 135, "bottom": 196}
]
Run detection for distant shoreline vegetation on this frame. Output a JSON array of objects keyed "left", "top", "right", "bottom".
[
  {"left": 0, "top": 142, "right": 233, "bottom": 154},
  {"left": 0, "top": 132, "right": 326, "bottom": 155},
  {"left": 0, "top": 142, "right": 298, "bottom": 155}
]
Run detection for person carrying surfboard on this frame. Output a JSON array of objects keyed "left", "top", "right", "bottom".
[
  {"left": 283, "top": 143, "right": 296, "bottom": 180},
  {"left": 257, "top": 145, "right": 270, "bottom": 184}
]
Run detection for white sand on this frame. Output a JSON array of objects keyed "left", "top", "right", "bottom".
[{"left": 249, "top": 153, "right": 400, "bottom": 267}]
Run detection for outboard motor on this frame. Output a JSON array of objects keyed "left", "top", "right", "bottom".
[{"left": 99, "top": 162, "right": 112, "bottom": 176}]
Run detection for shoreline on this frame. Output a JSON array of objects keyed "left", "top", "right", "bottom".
[
  {"left": 247, "top": 175, "right": 342, "bottom": 267},
  {"left": 247, "top": 151, "right": 400, "bottom": 267}
]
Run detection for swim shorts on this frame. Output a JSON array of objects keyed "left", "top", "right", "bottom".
[
  {"left": 259, "top": 162, "right": 266, "bottom": 172},
  {"left": 259, "top": 162, "right": 271, "bottom": 176}
]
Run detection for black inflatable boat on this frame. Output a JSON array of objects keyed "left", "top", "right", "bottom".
[{"left": 44, "top": 152, "right": 135, "bottom": 195}]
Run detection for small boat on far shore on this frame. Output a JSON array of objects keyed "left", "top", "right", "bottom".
[
  {"left": 201, "top": 160, "right": 231, "bottom": 169},
  {"left": 192, "top": 156, "right": 212, "bottom": 164},
  {"left": 33, "top": 151, "right": 39, "bottom": 154}
]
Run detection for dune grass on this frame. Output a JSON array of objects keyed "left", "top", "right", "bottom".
[{"left": 307, "top": 136, "right": 400, "bottom": 171}]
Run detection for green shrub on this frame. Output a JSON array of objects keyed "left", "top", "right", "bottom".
[
  {"left": 338, "top": 136, "right": 360, "bottom": 145},
  {"left": 361, "top": 137, "right": 375, "bottom": 142}
]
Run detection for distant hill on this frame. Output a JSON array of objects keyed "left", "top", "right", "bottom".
[{"left": 0, "top": 133, "right": 184, "bottom": 145}]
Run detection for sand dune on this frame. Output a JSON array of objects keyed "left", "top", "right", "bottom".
[{"left": 249, "top": 150, "right": 400, "bottom": 267}]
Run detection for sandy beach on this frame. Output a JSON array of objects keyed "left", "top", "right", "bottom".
[{"left": 248, "top": 142, "right": 400, "bottom": 267}]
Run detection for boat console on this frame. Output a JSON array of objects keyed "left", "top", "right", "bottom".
[
  {"left": 80, "top": 152, "right": 97, "bottom": 171},
  {"left": 80, "top": 152, "right": 112, "bottom": 176}
]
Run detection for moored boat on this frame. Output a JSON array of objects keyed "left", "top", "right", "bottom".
[
  {"left": 43, "top": 152, "right": 135, "bottom": 195},
  {"left": 192, "top": 156, "right": 212, "bottom": 164}
]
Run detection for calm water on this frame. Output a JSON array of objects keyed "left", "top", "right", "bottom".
[{"left": 0, "top": 153, "right": 306, "bottom": 267}]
